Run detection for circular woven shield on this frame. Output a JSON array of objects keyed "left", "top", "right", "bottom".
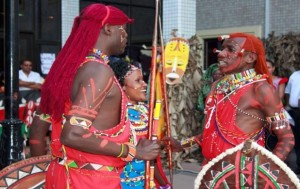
[
  {"left": 0, "top": 155, "right": 51, "bottom": 189},
  {"left": 194, "top": 141, "right": 300, "bottom": 189}
]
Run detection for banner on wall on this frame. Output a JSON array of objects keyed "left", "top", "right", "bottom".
[{"left": 40, "top": 53, "right": 55, "bottom": 75}]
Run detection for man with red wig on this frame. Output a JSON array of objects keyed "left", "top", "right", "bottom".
[
  {"left": 30, "top": 4, "right": 160, "bottom": 188},
  {"left": 169, "top": 33, "right": 294, "bottom": 164}
]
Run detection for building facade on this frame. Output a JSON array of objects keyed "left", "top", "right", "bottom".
[
  {"left": 194, "top": 0, "right": 300, "bottom": 68},
  {"left": 1, "top": 0, "right": 300, "bottom": 75}
]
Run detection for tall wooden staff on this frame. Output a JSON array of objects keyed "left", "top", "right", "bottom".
[
  {"left": 158, "top": 15, "right": 173, "bottom": 185},
  {"left": 145, "top": 0, "right": 160, "bottom": 188}
]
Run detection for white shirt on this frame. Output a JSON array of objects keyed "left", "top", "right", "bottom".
[
  {"left": 285, "top": 70, "right": 300, "bottom": 108},
  {"left": 19, "top": 70, "right": 43, "bottom": 91}
]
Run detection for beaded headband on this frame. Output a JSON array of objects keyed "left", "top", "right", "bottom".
[{"left": 124, "top": 64, "right": 139, "bottom": 79}]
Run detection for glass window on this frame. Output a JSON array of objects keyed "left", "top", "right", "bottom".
[
  {"left": 39, "top": 0, "right": 61, "bottom": 41},
  {"left": 204, "top": 38, "right": 221, "bottom": 69},
  {"left": 19, "top": 0, "right": 34, "bottom": 32}
]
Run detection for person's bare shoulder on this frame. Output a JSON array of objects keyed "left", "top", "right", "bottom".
[
  {"left": 254, "top": 80, "right": 275, "bottom": 95},
  {"left": 253, "top": 79, "right": 282, "bottom": 112},
  {"left": 71, "top": 61, "right": 115, "bottom": 100},
  {"left": 77, "top": 61, "right": 114, "bottom": 82}
]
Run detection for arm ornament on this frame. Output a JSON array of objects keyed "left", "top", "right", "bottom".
[
  {"left": 117, "top": 143, "right": 125, "bottom": 158},
  {"left": 68, "top": 105, "right": 98, "bottom": 119},
  {"left": 33, "top": 111, "right": 51, "bottom": 123},
  {"left": 266, "top": 109, "right": 289, "bottom": 130},
  {"left": 121, "top": 142, "right": 136, "bottom": 162},
  {"left": 69, "top": 116, "right": 92, "bottom": 129},
  {"left": 181, "top": 136, "right": 202, "bottom": 149}
]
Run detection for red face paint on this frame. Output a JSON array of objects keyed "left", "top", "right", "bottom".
[
  {"left": 82, "top": 133, "right": 93, "bottom": 138},
  {"left": 99, "top": 140, "right": 109, "bottom": 148},
  {"left": 29, "top": 139, "right": 42, "bottom": 144}
]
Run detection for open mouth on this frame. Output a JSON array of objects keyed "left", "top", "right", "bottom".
[
  {"left": 219, "top": 61, "right": 226, "bottom": 66},
  {"left": 166, "top": 73, "right": 180, "bottom": 79}
]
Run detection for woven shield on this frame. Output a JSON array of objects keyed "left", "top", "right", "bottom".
[
  {"left": 194, "top": 141, "right": 300, "bottom": 189},
  {"left": 0, "top": 155, "right": 51, "bottom": 189}
]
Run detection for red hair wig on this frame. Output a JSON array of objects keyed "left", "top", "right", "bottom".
[
  {"left": 229, "top": 33, "right": 272, "bottom": 84},
  {"left": 40, "top": 4, "right": 133, "bottom": 120}
]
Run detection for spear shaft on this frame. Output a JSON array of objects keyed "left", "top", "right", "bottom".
[
  {"left": 145, "top": 0, "right": 160, "bottom": 188},
  {"left": 158, "top": 15, "right": 173, "bottom": 185}
]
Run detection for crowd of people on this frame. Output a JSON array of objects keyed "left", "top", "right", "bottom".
[{"left": 0, "top": 2, "right": 299, "bottom": 189}]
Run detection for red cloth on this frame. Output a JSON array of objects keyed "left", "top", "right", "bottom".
[
  {"left": 46, "top": 161, "right": 123, "bottom": 188},
  {"left": 201, "top": 84, "right": 265, "bottom": 162},
  {"left": 278, "top": 77, "right": 288, "bottom": 85}
]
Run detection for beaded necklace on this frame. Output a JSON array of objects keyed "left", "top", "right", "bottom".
[
  {"left": 120, "top": 103, "right": 148, "bottom": 188},
  {"left": 127, "top": 102, "right": 148, "bottom": 137},
  {"left": 211, "top": 70, "right": 267, "bottom": 146},
  {"left": 86, "top": 48, "right": 109, "bottom": 64},
  {"left": 216, "top": 69, "right": 264, "bottom": 94},
  {"left": 121, "top": 159, "right": 145, "bottom": 187}
]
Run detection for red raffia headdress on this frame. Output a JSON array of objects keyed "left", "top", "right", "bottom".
[
  {"left": 224, "top": 33, "right": 272, "bottom": 84},
  {"left": 40, "top": 4, "right": 133, "bottom": 120}
]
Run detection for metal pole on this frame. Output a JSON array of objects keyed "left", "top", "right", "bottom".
[{"left": 0, "top": 0, "right": 24, "bottom": 170}]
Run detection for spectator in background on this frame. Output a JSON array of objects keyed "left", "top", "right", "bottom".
[
  {"left": 285, "top": 69, "right": 300, "bottom": 174},
  {"left": 197, "top": 63, "right": 223, "bottom": 112},
  {"left": 19, "top": 59, "right": 43, "bottom": 103}
]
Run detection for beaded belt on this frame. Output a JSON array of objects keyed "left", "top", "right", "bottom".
[
  {"left": 57, "top": 158, "right": 118, "bottom": 172},
  {"left": 120, "top": 175, "right": 145, "bottom": 183}
]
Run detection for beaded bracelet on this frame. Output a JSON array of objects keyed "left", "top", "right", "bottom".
[
  {"left": 181, "top": 137, "right": 194, "bottom": 148},
  {"left": 181, "top": 136, "right": 202, "bottom": 148},
  {"left": 266, "top": 111, "right": 287, "bottom": 123},
  {"left": 121, "top": 142, "right": 136, "bottom": 162},
  {"left": 266, "top": 110, "right": 289, "bottom": 130},
  {"left": 117, "top": 144, "right": 125, "bottom": 158}
]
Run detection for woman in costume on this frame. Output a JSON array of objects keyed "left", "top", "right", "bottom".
[{"left": 109, "top": 59, "right": 171, "bottom": 189}]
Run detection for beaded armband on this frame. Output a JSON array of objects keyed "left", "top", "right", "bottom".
[
  {"left": 266, "top": 110, "right": 289, "bottom": 130},
  {"left": 181, "top": 136, "right": 202, "bottom": 148},
  {"left": 69, "top": 116, "right": 92, "bottom": 130},
  {"left": 33, "top": 111, "right": 51, "bottom": 123},
  {"left": 121, "top": 142, "right": 136, "bottom": 162}
]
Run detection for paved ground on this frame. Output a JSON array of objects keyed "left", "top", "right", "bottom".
[{"left": 164, "top": 161, "right": 201, "bottom": 189}]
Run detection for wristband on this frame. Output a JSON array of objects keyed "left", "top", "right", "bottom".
[
  {"left": 117, "top": 143, "right": 125, "bottom": 158},
  {"left": 121, "top": 142, "right": 136, "bottom": 162}
]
